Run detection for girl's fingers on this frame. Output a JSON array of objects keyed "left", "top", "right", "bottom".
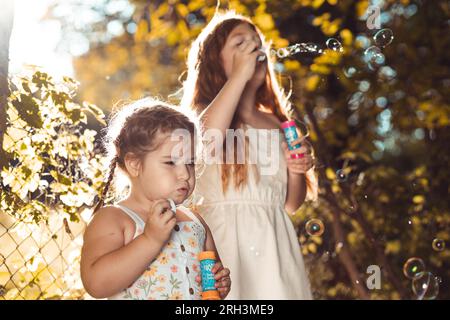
[
  {"left": 288, "top": 161, "right": 314, "bottom": 174},
  {"left": 212, "top": 261, "right": 223, "bottom": 274},
  {"left": 287, "top": 154, "right": 313, "bottom": 164},
  {"left": 214, "top": 267, "right": 230, "bottom": 280},
  {"left": 215, "top": 276, "right": 231, "bottom": 288},
  {"left": 289, "top": 146, "right": 311, "bottom": 156},
  {"left": 153, "top": 199, "right": 171, "bottom": 216},
  {"left": 287, "top": 156, "right": 314, "bottom": 171},
  {"left": 218, "top": 288, "right": 230, "bottom": 299},
  {"left": 161, "top": 208, "right": 176, "bottom": 224},
  {"left": 238, "top": 39, "right": 258, "bottom": 54},
  {"left": 165, "top": 216, "right": 177, "bottom": 227},
  {"left": 244, "top": 39, "right": 259, "bottom": 54},
  {"left": 289, "top": 137, "right": 307, "bottom": 147},
  {"left": 195, "top": 275, "right": 201, "bottom": 283},
  {"left": 288, "top": 158, "right": 314, "bottom": 169}
]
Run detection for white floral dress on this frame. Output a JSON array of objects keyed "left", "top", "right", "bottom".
[{"left": 108, "top": 204, "right": 206, "bottom": 300}]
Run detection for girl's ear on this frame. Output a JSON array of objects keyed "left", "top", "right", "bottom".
[{"left": 124, "top": 152, "right": 141, "bottom": 178}]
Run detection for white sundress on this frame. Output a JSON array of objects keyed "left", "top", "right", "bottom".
[
  {"left": 108, "top": 204, "right": 206, "bottom": 300},
  {"left": 192, "top": 124, "right": 312, "bottom": 300}
]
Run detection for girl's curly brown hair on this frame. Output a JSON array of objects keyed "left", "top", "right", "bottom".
[{"left": 93, "top": 98, "right": 199, "bottom": 213}]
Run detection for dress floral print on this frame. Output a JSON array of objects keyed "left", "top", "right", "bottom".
[{"left": 108, "top": 205, "right": 206, "bottom": 300}]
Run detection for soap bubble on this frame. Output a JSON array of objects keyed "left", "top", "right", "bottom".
[
  {"left": 375, "top": 97, "right": 388, "bottom": 108},
  {"left": 412, "top": 272, "right": 439, "bottom": 300},
  {"left": 432, "top": 238, "right": 445, "bottom": 251},
  {"left": 373, "top": 28, "right": 394, "bottom": 47},
  {"left": 305, "top": 42, "right": 321, "bottom": 53},
  {"left": 269, "top": 41, "right": 328, "bottom": 60},
  {"left": 336, "top": 169, "right": 348, "bottom": 182},
  {"left": 276, "top": 47, "right": 290, "bottom": 58},
  {"left": 403, "top": 257, "right": 425, "bottom": 279},
  {"left": 343, "top": 67, "right": 357, "bottom": 78},
  {"left": 326, "top": 38, "right": 343, "bottom": 52},
  {"left": 378, "top": 66, "right": 397, "bottom": 81},
  {"left": 305, "top": 219, "right": 325, "bottom": 237},
  {"left": 363, "top": 46, "right": 385, "bottom": 70},
  {"left": 335, "top": 242, "right": 344, "bottom": 254},
  {"left": 355, "top": 35, "right": 371, "bottom": 49}
]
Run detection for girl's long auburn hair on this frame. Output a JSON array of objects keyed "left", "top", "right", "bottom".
[{"left": 181, "top": 10, "right": 318, "bottom": 201}]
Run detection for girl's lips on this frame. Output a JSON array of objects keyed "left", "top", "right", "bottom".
[{"left": 177, "top": 187, "right": 188, "bottom": 194}]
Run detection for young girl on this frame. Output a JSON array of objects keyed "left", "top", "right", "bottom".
[
  {"left": 80, "top": 98, "right": 231, "bottom": 300},
  {"left": 181, "top": 11, "right": 318, "bottom": 299}
]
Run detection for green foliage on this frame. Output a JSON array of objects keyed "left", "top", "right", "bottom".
[{"left": 1, "top": 71, "right": 106, "bottom": 224}]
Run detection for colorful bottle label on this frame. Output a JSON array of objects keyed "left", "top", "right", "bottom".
[
  {"left": 283, "top": 126, "right": 300, "bottom": 151},
  {"left": 282, "top": 121, "right": 303, "bottom": 159},
  {"left": 200, "top": 258, "right": 217, "bottom": 292}
]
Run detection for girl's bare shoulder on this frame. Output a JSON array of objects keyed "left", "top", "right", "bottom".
[
  {"left": 189, "top": 206, "right": 210, "bottom": 231},
  {"left": 83, "top": 205, "right": 135, "bottom": 241},
  {"left": 256, "top": 110, "right": 283, "bottom": 129}
]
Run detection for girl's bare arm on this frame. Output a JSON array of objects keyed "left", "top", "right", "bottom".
[{"left": 80, "top": 207, "right": 163, "bottom": 298}]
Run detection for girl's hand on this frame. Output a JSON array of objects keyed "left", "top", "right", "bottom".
[
  {"left": 143, "top": 199, "right": 176, "bottom": 246},
  {"left": 195, "top": 261, "right": 231, "bottom": 299},
  {"left": 231, "top": 39, "right": 261, "bottom": 82},
  {"left": 281, "top": 138, "right": 314, "bottom": 176}
]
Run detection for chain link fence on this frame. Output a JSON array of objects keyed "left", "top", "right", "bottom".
[{"left": 0, "top": 208, "right": 90, "bottom": 300}]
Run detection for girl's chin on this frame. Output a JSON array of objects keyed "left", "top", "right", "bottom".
[{"left": 171, "top": 192, "right": 190, "bottom": 205}]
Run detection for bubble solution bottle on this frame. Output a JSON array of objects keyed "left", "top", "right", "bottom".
[
  {"left": 281, "top": 120, "right": 303, "bottom": 159},
  {"left": 198, "top": 251, "right": 221, "bottom": 300}
]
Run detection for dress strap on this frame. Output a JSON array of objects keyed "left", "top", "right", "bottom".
[
  {"left": 116, "top": 204, "right": 145, "bottom": 228},
  {"left": 177, "top": 206, "right": 206, "bottom": 233}
]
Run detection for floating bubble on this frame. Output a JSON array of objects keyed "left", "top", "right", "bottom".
[
  {"left": 348, "top": 91, "right": 363, "bottom": 110},
  {"left": 270, "top": 42, "right": 324, "bottom": 59},
  {"left": 355, "top": 35, "right": 371, "bottom": 49},
  {"left": 375, "top": 96, "right": 388, "bottom": 108},
  {"left": 326, "top": 38, "right": 343, "bottom": 52},
  {"left": 270, "top": 48, "right": 278, "bottom": 57},
  {"left": 276, "top": 47, "right": 290, "bottom": 58},
  {"left": 305, "top": 219, "right": 325, "bottom": 237},
  {"left": 304, "top": 42, "right": 320, "bottom": 53},
  {"left": 373, "top": 28, "right": 394, "bottom": 48},
  {"left": 432, "top": 238, "right": 445, "bottom": 251},
  {"left": 335, "top": 242, "right": 344, "bottom": 254},
  {"left": 336, "top": 169, "right": 348, "bottom": 182},
  {"left": 403, "top": 257, "right": 425, "bottom": 279},
  {"left": 412, "top": 272, "right": 439, "bottom": 300},
  {"left": 413, "top": 128, "right": 425, "bottom": 140},
  {"left": 358, "top": 80, "right": 371, "bottom": 92},
  {"left": 321, "top": 251, "right": 331, "bottom": 262},
  {"left": 343, "top": 67, "right": 357, "bottom": 78},
  {"left": 363, "top": 46, "right": 385, "bottom": 70},
  {"left": 378, "top": 66, "right": 397, "bottom": 81},
  {"left": 405, "top": 4, "right": 418, "bottom": 18}
]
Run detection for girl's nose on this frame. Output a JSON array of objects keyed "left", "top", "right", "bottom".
[{"left": 177, "top": 164, "right": 191, "bottom": 180}]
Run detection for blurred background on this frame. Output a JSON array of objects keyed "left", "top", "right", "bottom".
[{"left": 0, "top": 0, "right": 448, "bottom": 300}]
